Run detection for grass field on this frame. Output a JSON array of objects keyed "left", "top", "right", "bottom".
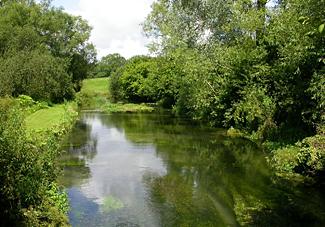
[
  {"left": 77, "top": 78, "right": 110, "bottom": 110},
  {"left": 25, "top": 103, "right": 76, "bottom": 131},
  {"left": 81, "top": 77, "right": 109, "bottom": 96}
]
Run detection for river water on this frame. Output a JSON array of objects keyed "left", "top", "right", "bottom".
[{"left": 60, "top": 112, "right": 325, "bottom": 226}]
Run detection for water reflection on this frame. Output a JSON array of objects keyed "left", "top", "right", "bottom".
[
  {"left": 59, "top": 120, "right": 96, "bottom": 187},
  {"left": 60, "top": 113, "right": 325, "bottom": 227}
]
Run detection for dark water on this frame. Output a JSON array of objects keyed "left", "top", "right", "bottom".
[{"left": 60, "top": 112, "right": 325, "bottom": 227}]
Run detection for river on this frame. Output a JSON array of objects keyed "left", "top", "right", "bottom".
[{"left": 59, "top": 112, "right": 325, "bottom": 226}]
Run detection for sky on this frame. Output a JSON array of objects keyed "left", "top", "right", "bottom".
[{"left": 52, "top": 0, "right": 155, "bottom": 59}]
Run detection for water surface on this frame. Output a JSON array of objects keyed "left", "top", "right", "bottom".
[{"left": 60, "top": 112, "right": 325, "bottom": 226}]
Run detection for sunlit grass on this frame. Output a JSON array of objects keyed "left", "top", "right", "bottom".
[
  {"left": 81, "top": 77, "right": 109, "bottom": 96},
  {"left": 26, "top": 105, "right": 65, "bottom": 130},
  {"left": 25, "top": 103, "right": 76, "bottom": 131}
]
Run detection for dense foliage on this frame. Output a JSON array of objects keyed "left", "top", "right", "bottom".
[
  {"left": 0, "top": 97, "right": 78, "bottom": 226},
  {"left": 90, "top": 53, "right": 126, "bottom": 78},
  {"left": 110, "top": 0, "right": 324, "bottom": 183},
  {"left": 0, "top": 0, "right": 96, "bottom": 103},
  {"left": 110, "top": 55, "right": 182, "bottom": 107}
]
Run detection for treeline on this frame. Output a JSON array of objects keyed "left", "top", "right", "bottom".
[
  {"left": 0, "top": 0, "right": 96, "bottom": 103},
  {"left": 90, "top": 53, "right": 126, "bottom": 78},
  {"left": 110, "top": 0, "right": 324, "bottom": 183}
]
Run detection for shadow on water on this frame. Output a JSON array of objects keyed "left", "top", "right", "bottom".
[{"left": 60, "top": 112, "right": 325, "bottom": 226}]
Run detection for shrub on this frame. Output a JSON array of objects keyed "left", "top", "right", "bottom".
[
  {"left": 271, "top": 129, "right": 325, "bottom": 183},
  {"left": 0, "top": 98, "right": 69, "bottom": 226},
  {"left": 225, "top": 86, "right": 276, "bottom": 140},
  {"left": 110, "top": 68, "right": 124, "bottom": 102}
]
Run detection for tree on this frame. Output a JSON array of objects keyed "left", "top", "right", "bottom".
[
  {"left": 141, "top": 0, "right": 325, "bottom": 134},
  {"left": 92, "top": 53, "right": 126, "bottom": 78},
  {"left": 0, "top": 50, "right": 74, "bottom": 102},
  {"left": 110, "top": 55, "right": 154, "bottom": 102},
  {"left": 0, "top": 0, "right": 96, "bottom": 101}
]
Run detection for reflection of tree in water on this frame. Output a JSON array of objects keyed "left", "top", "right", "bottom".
[
  {"left": 142, "top": 135, "right": 263, "bottom": 226},
  {"left": 102, "top": 113, "right": 325, "bottom": 226},
  {"left": 59, "top": 119, "right": 98, "bottom": 187},
  {"left": 65, "top": 120, "right": 98, "bottom": 160},
  {"left": 145, "top": 135, "right": 325, "bottom": 226},
  {"left": 100, "top": 112, "right": 203, "bottom": 145}
]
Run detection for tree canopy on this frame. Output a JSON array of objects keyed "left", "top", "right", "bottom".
[
  {"left": 0, "top": 0, "right": 96, "bottom": 102},
  {"left": 91, "top": 53, "right": 126, "bottom": 78}
]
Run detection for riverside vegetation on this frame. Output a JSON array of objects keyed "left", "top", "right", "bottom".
[
  {"left": 106, "top": 0, "right": 324, "bottom": 186},
  {"left": 0, "top": 0, "right": 324, "bottom": 226},
  {"left": 0, "top": 96, "right": 78, "bottom": 226},
  {"left": 76, "top": 77, "right": 154, "bottom": 113},
  {"left": 0, "top": 0, "right": 93, "bottom": 225}
]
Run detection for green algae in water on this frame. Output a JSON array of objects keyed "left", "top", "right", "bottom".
[{"left": 102, "top": 196, "right": 124, "bottom": 213}]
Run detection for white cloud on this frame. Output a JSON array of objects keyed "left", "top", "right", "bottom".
[{"left": 56, "top": 0, "right": 154, "bottom": 59}]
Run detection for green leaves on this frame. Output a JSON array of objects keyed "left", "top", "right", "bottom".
[
  {"left": 298, "top": 16, "right": 310, "bottom": 25},
  {"left": 110, "top": 55, "right": 181, "bottom": 106},
  {"left": 0, "top": 50, "right": 74, "bottom": 103},
  {"left": 0, "top": 99, "right": 71, "bottom": 225},
  {"left": 91, "top": 53, "right": 126, "bottom": 78},
  {"left": 319, "top": 23, "right": 324, "bottom": 34},
  {"left": 271, "top": 132, "right": 325, "bottom": 181},
  {"left": 0, "top": 1, "right": 95, "bottom": 102}
]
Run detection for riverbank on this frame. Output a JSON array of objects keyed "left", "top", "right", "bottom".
[
  {"left": 6, "top": 76, "right": 319, "bottom": 226},
  {"left": 0, "top": 96, "right": 80, "bottom": 226},
  {"left": 227, "top": 125, "right": 325, "bottom": 185},
  {"left": 26, "top": 102, "right": 78, "bottom": 132}
]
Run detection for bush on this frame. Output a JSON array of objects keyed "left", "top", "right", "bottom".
[
  {"left": 271, "top": 129, "right": 325, "bottom": 183},
  {"left": 225, "top": 85, "right": 276, "bottom": 140},
  {"left": 110, "top": 67, "right": 124, "bottom": 102},
  {"left": 109, "top": 56, "right": 154, "bottom": 103},
  {"left": 0, "top": 98, "right": 69, "bottom": 226}
]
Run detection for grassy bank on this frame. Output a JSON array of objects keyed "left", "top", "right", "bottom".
[
  {"left": 77, "top": 78, "right": 154, "bottom": 113},
  {"left": 76, "top": 77, "right": 109, "bottom": 110},
  {"left": 26, "top": 103, "right": 77, "bottom": 132},
  {"left": 0, "top": 97, "right": 79, "bottom": 226}
]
